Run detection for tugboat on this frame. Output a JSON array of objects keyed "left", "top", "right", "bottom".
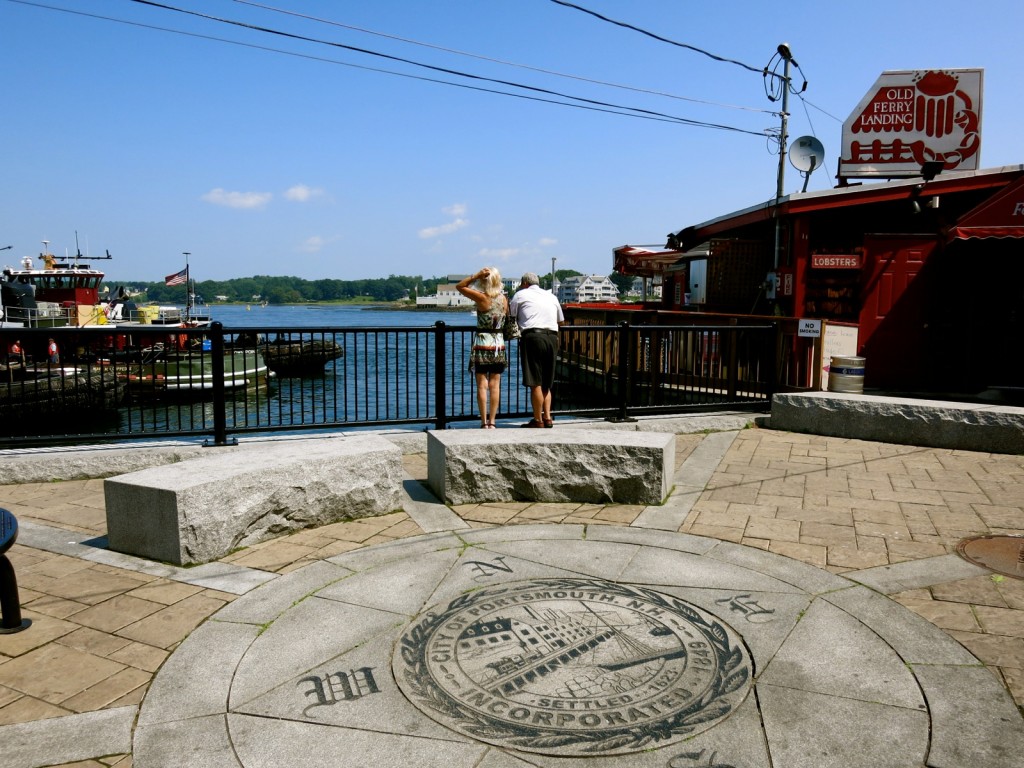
[
  {"left": 0, "top": 244, "right": 269, "bottom": 402},
  {"left": 0, "top": 248, "right": 200, "bottom": 331},
  {"left": 1, "top": 250, "right": 110, "bottom": 328},
  {"left": 0, "top": 248, "right": 123, "bottom": 433}
]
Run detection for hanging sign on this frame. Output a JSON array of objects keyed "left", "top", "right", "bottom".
[
  {"left": 839, "top": 69, "right": 983, "bottom": 179},
  {"left": 811, "top": 254, "right": 862, "bottom": 269}
]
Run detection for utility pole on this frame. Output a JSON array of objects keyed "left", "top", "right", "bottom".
[
  {"left": 550, "top": 256, "right": 558, "bottom": 296},
  {"left": 773, "top": 43, "right": 794, "bottom": 270},
  {"left": 775, "top": 44, "right": 793, "bottom": 201}
]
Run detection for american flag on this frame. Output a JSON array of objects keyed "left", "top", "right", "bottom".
[{"left": 165, "top": 268, "right": 188, "bottom": 286}]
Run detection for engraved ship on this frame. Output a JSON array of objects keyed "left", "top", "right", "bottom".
[
  {"left": 458, "top": 601, "right": 690, "bottom": 696},
  {"left": 458, "top": 608, "right": 616, "bottom": 696}
]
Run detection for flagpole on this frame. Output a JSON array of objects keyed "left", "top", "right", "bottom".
[{"left": 182, "top": 252, "right": 191, "bottom": 322}]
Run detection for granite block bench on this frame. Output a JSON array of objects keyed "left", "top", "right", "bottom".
[
  {"left": 427, "top": 428, "right": 675, "bottom": 506},
  {"left": 770, "top": 391, "right": 1024, "bottom": 453},
  {"left": 105, "top": 436, "right": 403, "bottom": 565}
]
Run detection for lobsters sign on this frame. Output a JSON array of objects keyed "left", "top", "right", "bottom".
[{"left": 839, "top": 69, "right": 983, "bottom": 179}]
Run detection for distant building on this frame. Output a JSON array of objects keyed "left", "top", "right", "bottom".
[
  {"left": 455, "top": 273, "right": 517, "bottom": 296},
  {"left": 415, "top": 283, "right": 475, "bottom": 307},
  {"left": 557, "top": 275, "right": 619, "bottom": 304},
  {"left": 416, "top": 273, "right": 519, "bottom": 305},
  {"left": 626, "top": 276, "right": 662, "bottom": 299}
]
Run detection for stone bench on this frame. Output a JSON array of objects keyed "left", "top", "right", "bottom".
[
  {"left": 105, "top": 436, "right": 403, "bottom": 565},
  {"left": 770, "top": 391, "right": 1024, "bottom": 454},
  {"left": 427, "top": 429, "right": 675, "bottom": 506}
]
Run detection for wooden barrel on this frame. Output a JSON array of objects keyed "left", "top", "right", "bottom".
[{"left": 828, "top": 356, "right": 866, "bottom": 394}]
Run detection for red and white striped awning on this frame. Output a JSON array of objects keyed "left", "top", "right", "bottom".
[
  {"left": 948, "top": 175, "right": 1024, "bottom": 240},
  {"left": 612, "top": 246, "right": 683, "bottom": 277}
]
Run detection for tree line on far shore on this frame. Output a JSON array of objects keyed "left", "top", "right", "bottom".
[{"left": 114, "top": 270, "right": 633, "bottom": 305}]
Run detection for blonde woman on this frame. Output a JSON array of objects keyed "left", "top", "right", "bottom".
[{"left": 456, "top": 267, "right": 508, "bottom": 428}]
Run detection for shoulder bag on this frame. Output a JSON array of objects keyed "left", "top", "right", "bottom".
[{"left": 501, "top": 299, "right": 520, "bottom": 341}]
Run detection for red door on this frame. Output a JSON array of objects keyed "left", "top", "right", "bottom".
[{"left": 858, "top": 236, "right": 938, "bottom": 388}]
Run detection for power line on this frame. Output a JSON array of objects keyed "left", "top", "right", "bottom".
[
  {"left": 232, "top": 0, "right": 775, "bottom": 115},
  {"left": 552, "top": 0, "right": 841, "bottom": 121},
  {"left": 552, "top": 3, "right": 840, "bottom": 140},
  {"left": 120, "top": 0, "right": 767, "bottom": 135},
  {"left": 6, "top": 0, "right": 768, "bottom": 135},
  {"left": 548, "top": 0, "right": 765, "bottom": 74},
  {"left": 763, "top": 48, "right": 836, "bottom": 123},
  {"left": 550, "top": 0, "right": 843, "bottom": 176},
  {"left": 799, "top": 94, "right": 843, "bottom": 123},
  {"left": 7, "top": 0, "right": 724, "bottom": 126}
]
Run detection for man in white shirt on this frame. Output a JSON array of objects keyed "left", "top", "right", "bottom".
[{"left": 508, "top": 272, "right": 564, "bottom": 427}]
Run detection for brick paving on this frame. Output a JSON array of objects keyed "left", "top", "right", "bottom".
[{"left": 0, "top": 426, "right": 1022, "bottom": 767}]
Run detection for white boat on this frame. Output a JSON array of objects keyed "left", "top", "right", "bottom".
[
  {"left": 119, "top": 347, "right": 272, "bottom": 400},
  {"left": 1, "top": 247, "right": 262, "bottom": 400}
]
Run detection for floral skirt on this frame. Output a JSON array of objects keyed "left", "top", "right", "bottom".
[{"left": 469, "top": 332, "right": 507, "bottom": 373}]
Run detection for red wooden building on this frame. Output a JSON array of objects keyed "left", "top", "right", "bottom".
[{"left": 615, "top": 164, "right": 1024, "bottom": 393}]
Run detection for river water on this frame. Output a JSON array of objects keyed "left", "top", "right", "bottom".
[
  {"left": 115, "top": 303, "right": 498, "bottom": 437},
  {"left": 208, "top": 303, "right": 475, "bottom": 330}
]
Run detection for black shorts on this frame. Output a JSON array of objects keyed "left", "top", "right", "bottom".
[
  {"left": 519, "top": 330, "right": 558, "bottom": 389},
  {"left": 472, "top": 362, "right": 507, "bottom": 375}
]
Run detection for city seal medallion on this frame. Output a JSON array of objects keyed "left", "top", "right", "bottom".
[{"left": 393, "top": 578, "right": 753, "bottom": 756}]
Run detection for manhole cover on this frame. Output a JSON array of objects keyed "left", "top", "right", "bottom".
[
  {"left": 393, "top": 577, "right": 753, "bottom": 756},
  {"left": 956, "top": 535, "right": 1024, "bottom": 579}
]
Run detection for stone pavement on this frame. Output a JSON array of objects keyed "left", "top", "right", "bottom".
[{"left": 0, "top": 416, "right": 1022, "bottom": 767}]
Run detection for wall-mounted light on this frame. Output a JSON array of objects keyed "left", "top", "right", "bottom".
[
  {"left": 921, "top": 161, "right": 944, "bottom": 181},
  {"left": 909, "top": 180, "right": 941, "bottom": 214},
  {"left": 909, "top": 183, "right": 925, "bottom": 214}
]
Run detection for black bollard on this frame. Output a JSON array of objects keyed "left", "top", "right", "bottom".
[{"left": 0, "top": 508, "right": 31, "bottom": 634}]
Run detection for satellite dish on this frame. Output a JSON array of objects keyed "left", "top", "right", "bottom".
[{"left": 789, "top": 135, "right": 825, "bottom": 173}]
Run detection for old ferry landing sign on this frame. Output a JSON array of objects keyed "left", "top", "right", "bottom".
[{"left": 393, "top": 578, "right": 753, "bottom": 756}]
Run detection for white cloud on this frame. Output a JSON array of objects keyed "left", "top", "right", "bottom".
[
  {"left": 201, "top": 188, "right": 272, "bottom": 209},
  {"left": 418, "top": 218, "right": 469, "bottom": 239},
  {"left": 538, "top": 237, "right": 558, "bottom": 247},
  {"left": 284, "top": 184, "right": 324, "bottom": 202},
  {"left": 418, "top": 203, "right": 470, "bottom": 239},
  {"left": 300, "top": 236, "right": 326, "bottom": 253},
  {"left": 297, "top": 235, "right": 343, "bottom": 254},
  {"left": 478, "top": 247, "right": 519, "bottom": 260}
]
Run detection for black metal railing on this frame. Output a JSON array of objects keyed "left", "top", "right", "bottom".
[{"left": 0, "top": 320, "right": 777, "bottom": 447}]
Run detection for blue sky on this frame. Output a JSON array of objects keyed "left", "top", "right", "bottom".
[{"left": 3, "top": 0, "right": 1023, "bottom": 283}]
